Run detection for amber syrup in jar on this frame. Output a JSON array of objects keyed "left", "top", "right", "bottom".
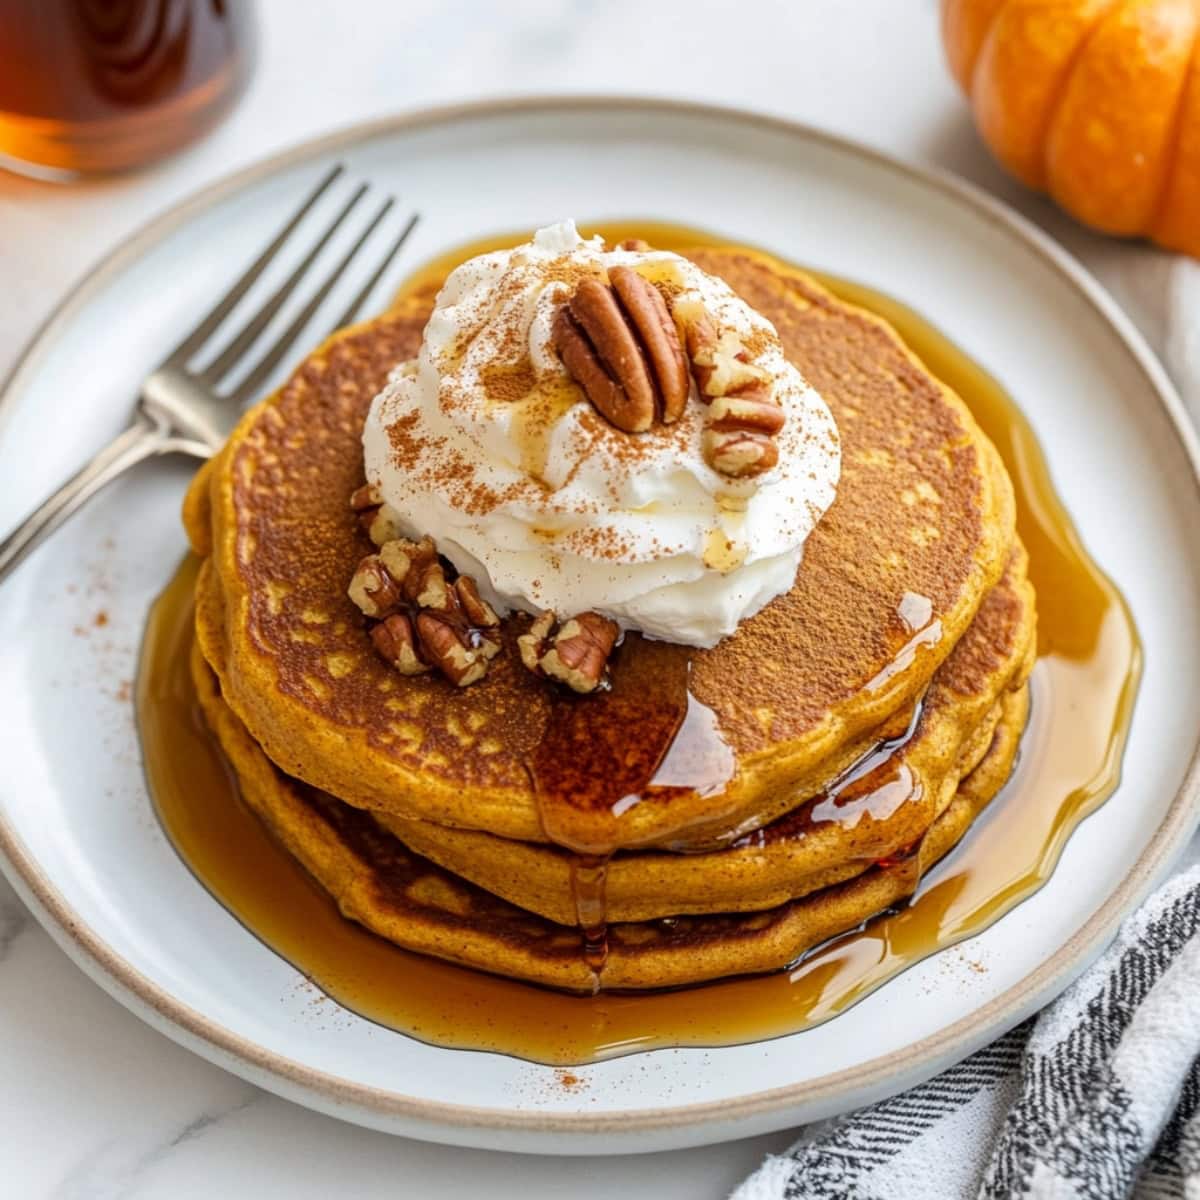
[{"left": 0, "top": 0, "right": 253, "bottom": 175}]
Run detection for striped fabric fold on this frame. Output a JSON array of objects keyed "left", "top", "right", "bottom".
[{"left": 734, "top": 863, "right": 1200, "bottom": 1200}]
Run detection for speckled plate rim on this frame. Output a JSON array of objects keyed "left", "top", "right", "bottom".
[{"left": 1, "top": 95, "right": 1199, "bottom": 1151}]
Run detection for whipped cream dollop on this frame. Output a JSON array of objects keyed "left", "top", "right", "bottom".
[{"left": 362, "top": 221, "right": 840, "bottom": 648}]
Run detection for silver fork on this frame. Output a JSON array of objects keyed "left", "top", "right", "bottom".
[{"left": 0, "top": 163, "right": 419, "bottom": 585}]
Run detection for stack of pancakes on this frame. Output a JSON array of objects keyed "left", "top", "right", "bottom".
[{"left": 183, "top": 247, "right": 1035, "bottom": 993}]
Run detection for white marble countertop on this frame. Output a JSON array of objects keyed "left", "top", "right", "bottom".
[{"left": 0, "top": 2, "right": 1193, "bottom": 1196}]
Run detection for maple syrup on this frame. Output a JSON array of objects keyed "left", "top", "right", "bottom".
[
  {"left": 137, "top": 224, "right": 1141, "bottom": 1065},
  {"left": 764, "top": 698, "right": 928, "bottom": 842},
  {"left": 0, "top": 0, "right": 253, "bottom": 176},
  {"left": 529, "top": 636, "right": 735, "bottom": 985}
]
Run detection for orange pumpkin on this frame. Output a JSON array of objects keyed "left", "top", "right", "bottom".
[{"left": 942, "top": 0, "right": 1200, "bottom": 257}]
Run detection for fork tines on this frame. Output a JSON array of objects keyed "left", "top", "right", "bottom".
[{"left": 168, "top": 163, "right": 420, "bottom": 404}]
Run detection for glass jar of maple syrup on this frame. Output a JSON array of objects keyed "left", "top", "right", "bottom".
[{"left": 0, "top": 0, "right": 254, "bottom": 177}]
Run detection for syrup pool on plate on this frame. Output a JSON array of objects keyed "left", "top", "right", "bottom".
[{"left": 137, "top": 223, "right": 1141, "bottom": 1065}]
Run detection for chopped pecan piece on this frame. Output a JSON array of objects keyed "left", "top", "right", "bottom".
[
  {"left": 680, "top": 304, "right": 785, "bottom": 480},
  {"left": 366, "top": 508, "right": 404, "bottom": 546},
  {"left": 408, "top": 557, "right": 452, "bottom": 612},
  {"left": 705, "top": 430, "right": 780, "bottom": 478},
  {"left": 454, "top": 575, "right": 500, "bottom": 629},
  {"left": 553, "top": 268, "right": 689, "bottom": 434},
  {"left": 379, "top": 537, "right": 442, "bottom": 605},
  {"left": 518, "top": 611, "right": 556, "bottom": 675},
  {"left": 519, "top": 610, "right": 620, "bottom": 694},
  {"left": 686, "top": 317, "right": 770, "bottom": 398},
  {"left": 349, "top": 534, "right": 503, "bottom": 687},
  {"left": 445, "top": 577, "right": 503, "bottom": 662},
  {"left": 415, "top": 611, "right": 489, "bottom": 687},
  {"left": 542, "top": 612, "right": 621, "bottom": 693},
  {"left": 347, "top": 555, "right": 403, "bottom": 619},
  {"left": 349, "top": 483, "right": 382, "bottom": 511},
  {"left": 349, "top": 482, "right": 404, "bottom": 546},
  {"left": 708, "top": 387, "right": 786, "bottom": 434},
  {"left": 473, "top": 628, "right": 504, "bottom": 661},
  {"left": 370, "top": 613, "right": 430, "bottom": 675}
]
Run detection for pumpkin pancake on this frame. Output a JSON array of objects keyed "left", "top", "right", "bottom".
[
  {"left": 191, "top": 637, "right": 1029, "bottom": 991},
  {"left": 375, "top": 542, "right": 1035, "bottom": 922},
  {"left": 185, "top": 246, "right": 1017, "bottom": 853}
]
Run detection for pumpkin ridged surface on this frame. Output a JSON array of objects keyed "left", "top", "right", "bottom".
[
  {"left": 942, "top": 0, "right": 1009, "bottom": 90},
  {"left": 1046, "top": 0, "right": 1199, "bottom": 233},
  {"left": 972, "top": 0, "right": 1120, "bottom": 188},
  {"left": 1151, "top": 28, "right": 1200, "bottom": 252}
]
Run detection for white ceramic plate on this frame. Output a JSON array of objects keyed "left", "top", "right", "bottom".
[{"left": 1, "top": 99, "right": 1199, "bottom": 1156}]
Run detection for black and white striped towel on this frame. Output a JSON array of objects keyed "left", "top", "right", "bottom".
[{"left": 733, "top": 862, "right": 1200, "bottom": 1200}]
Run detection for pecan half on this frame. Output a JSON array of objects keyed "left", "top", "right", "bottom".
[
  {"left": 681, "top": 304, "right": 785, "bottom": 480},
  {"left": 553, "top": 269, "right": 689, "bottom": 433},
  {"left": 349, "top": 483, "right": 404, "bottom": 546},
  {"left": 519, "top": 610, "right": 620, "bottom": 694},
  {"left": 554, "top": 307, "right": 644, "bottom": 432},
  {"left": 609, "top": 267, "right": 689, "bottom": 423}
]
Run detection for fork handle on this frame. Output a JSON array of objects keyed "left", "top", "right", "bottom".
[{"left": 0, "top": 415, "right": 171, "bottom": 586}]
